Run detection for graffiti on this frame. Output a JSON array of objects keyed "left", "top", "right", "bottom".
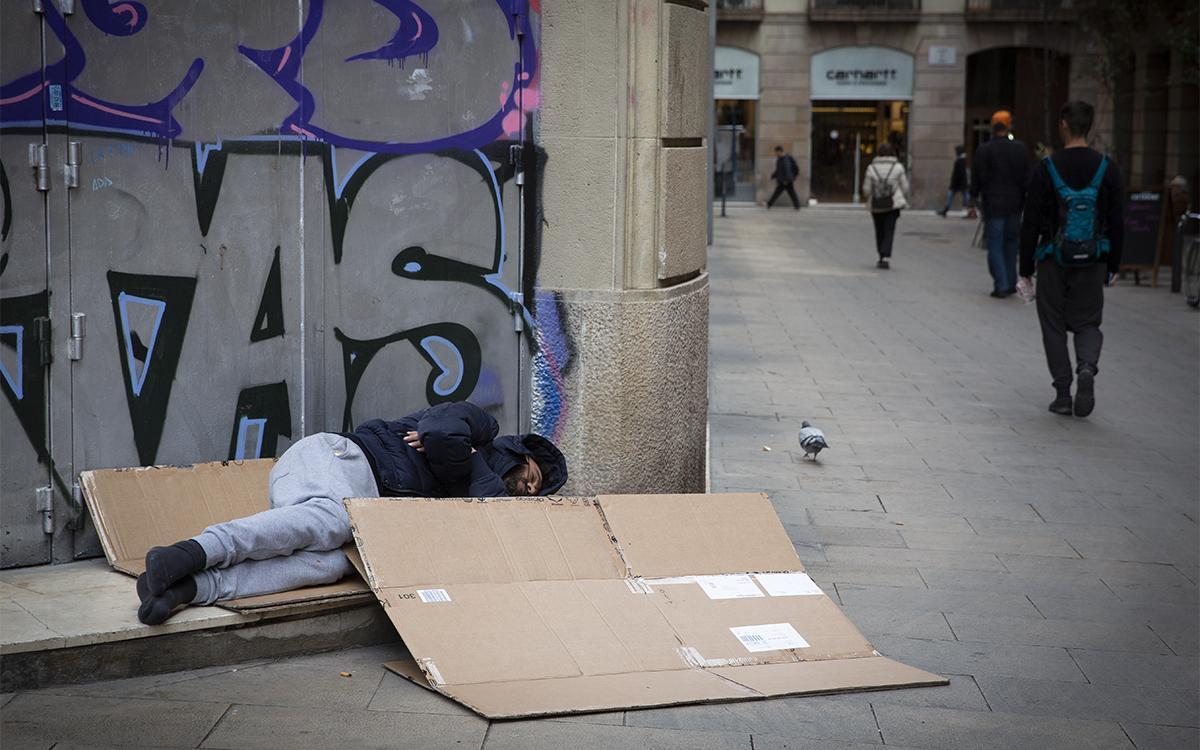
[
  {"left": 529, "top": 290, "right": 572, "bottom": 444},
  {"left": 82, "top": 0, "right": 149, "bottom": 36},
  {"left": 0, "top": 1, "right": 203, "bottom": 144},
  {"left": 0, "top": 291, "right": 49, "bottom": 463},
  {"left": 250, "top": 246, "right": 285, "bottom": 342},
  {"left": 1, "top": 159, "right": 10, "bottom": 242},
  {"left": 228, "top": 381, "right": 292, "bottom": 460},
  {"left": 1, "top": 2, "right": 552, "bottom": 565},
  {"left": 335, "top": 323, "right": 481, "bottom": 431},
  {"left": 107, "top": 271, "right": 197, "bottom": 465},
  {"left": 345, "top": 0, "right": 439, "bottom": 67}
]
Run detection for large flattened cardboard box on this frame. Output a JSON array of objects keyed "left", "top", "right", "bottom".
[
  {"left": 81, "top": 460, "right": 370, "bottom": 611},
  {"left": 347, "top": 492, "right": 946, "bottom": 719}
]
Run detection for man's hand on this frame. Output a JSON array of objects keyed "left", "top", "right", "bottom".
[
  {"left": 403, "top": 431, "right": 425, "bottom": 453},
  {"left": 405, "top": 431, "right": 474, "bottom": 454}
]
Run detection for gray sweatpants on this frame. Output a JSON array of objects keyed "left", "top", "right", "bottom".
[{"left": 190, "top": 432, "right": 378, "bottom": 604}]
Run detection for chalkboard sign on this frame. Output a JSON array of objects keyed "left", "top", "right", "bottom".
[{"left": 1122, "top": 190, "right": 1163, "bottom": 267}]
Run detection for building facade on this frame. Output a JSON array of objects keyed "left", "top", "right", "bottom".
[
  {"left": 0, "top": 0, "right": 710, "bottom": 567},
  {"left": 715, "top": 0, "right": 1199, "bottom": 208}
]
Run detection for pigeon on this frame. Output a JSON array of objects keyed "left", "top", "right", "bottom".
[{"left": 797, "top": 421, "right": 829, "bottom": 460}]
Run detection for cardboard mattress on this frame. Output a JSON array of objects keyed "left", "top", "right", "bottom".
[{"left": 345, "top": 492, "right": 947, "bottom": 719}]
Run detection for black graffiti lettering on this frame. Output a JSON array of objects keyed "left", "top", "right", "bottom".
[
  {"left": 107, "top": 271, "right": 197, "bottom": 466},
  {"left": 1, "top": 159, "right": 12, "bottom": 242},
  {"left": 334, "top": 323, "right": 481, "bottom": 431},
  {"left": 227, "top": 381, "right": 292, "bottom": 460},
  {"left": 189, "top": 146, "right": 228, "bottom": 237},
  {"left": 250, "top": 245, "right": 285, "bottom": 342},
  {"left": 0, "top": 290, "right": 49, "bottom": 464}
]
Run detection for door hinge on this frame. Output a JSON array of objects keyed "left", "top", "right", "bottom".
[
  {"left": 36, "top": 486, "right": 53, "bottom": 534},
  {"left": 65, "top": 141, "right": 81, "bottom": 189},
  {"left": 33, "top": 317, "right": 52, "bottom": 366},
  {"left": 67, "top": 312, "right": 85, "bottom": 360},
  {"left": 28, "top": 143, "right": 49, "bottom": 191},
  {"left": 510, "top": 292, "right": 525, "bottom": 333},
  {"left": 69, "top": 482, "right": 85, "bottom": 530}
]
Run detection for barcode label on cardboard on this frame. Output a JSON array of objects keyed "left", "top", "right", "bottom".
[
  {"left": 695, "top": 574, "right": 765, "bottom": 600},
  {"left": 417, "top": 588, "right": 451, "bottom": 603},
  {"left": 730, "top": 623, "right": 810, "bottom": 653}
]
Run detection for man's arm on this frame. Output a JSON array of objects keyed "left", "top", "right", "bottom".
[
  {"left": 969, "top": 146, "right": 984, "bottom": 203},
  {"left": 1019, "top": 162, "right": 1047, "bottom": 278},
  {"left": 415, "top": 402, "right": 499, "bottom": 489}
]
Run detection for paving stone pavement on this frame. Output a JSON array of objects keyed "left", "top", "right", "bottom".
[{"left": 2, "top": 207, "right": 1196, "bottom": 749}]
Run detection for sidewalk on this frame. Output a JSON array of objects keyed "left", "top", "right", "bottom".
[{"left": 2, "top": 207, "right": 1196, "bottom": 749}]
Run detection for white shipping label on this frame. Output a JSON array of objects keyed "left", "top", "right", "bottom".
[
  {"left": 755, "top": 572, "right": 825, "bottom": 597},
  {"left": 730, "top": 623, "right": 811, "bottom": 653},
  {"left": 695, "top": 574, "right": 765, "bottom": 600},
  {"left": 417, "top": 588, "right": 451, "bottom": 603}
]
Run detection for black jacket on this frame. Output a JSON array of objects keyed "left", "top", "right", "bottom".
[
  {"left": 1019, "top": 147, "right": 1124, "bottom": 277},
  {"left": 970, "top": 137, "right": 1030, "bottom": 217},
  {"left": 345, "top": 402, "right": 568, "bottom": 498},
  {"left": 772, "top": 154, "right": 799, "bottom": 184},
  {"left": 949, "top": 154, "right": 968, "bottom": 192}
]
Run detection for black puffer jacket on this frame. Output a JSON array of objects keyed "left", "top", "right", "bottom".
[{"left": 345, "top": 402, "right": 567, "bottom": 498}]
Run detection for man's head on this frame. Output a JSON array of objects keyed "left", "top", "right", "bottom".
[
  {"left": 774, "top": 146, "right": 784, "bottom": 155},
  {"left": 991, "top": 110, "right": 1012, "bottom": 136},
  {"left": 503, "top": 456, "right": 543, "bottom": 496},
  {"left": 483, "top": 433, "right": 568, "bottom": 497},
  {"left": 1058, "top": 100, "right": 1094, "bottom": 141},
  {"left": 955, "top": 144, "right": 966, "bottom": 157}
]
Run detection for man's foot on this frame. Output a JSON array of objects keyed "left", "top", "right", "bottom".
[
  {"left": 137, "top": 575, "right": 198, "bottom": 626},
  {"left": 1048, "top": 394, "right": 1073, "bottom": 415},
  {"left": 989, "top": 290, "right": 1009, "bottom": 298},
  {"left": 936, "top": 209, "right": 947, "bottom": 217},
  {"left": 966, "top": 209, "right": 978, "bottom": 219},
  {"left": 144, "top": 539, "right": 207, "bottom": 596},
  {"left": 877, "top": 259, "right": 890, "bottom": 269},
  {"left": 1074, "top": 368, "right": 1096, "bottom": 417}
]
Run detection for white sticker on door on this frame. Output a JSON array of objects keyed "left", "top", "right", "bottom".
[
  {"left": 754, "top": 572, "right": 825, "bottom": 597},
  {"left": 730, "top": 623, "right": 811, "bottom": 652},
  {"left": 417, "top": 588, "right": 451, "bottom": 603},
  {"left": 695, "top": 574, "right": 764, "bottom": 600}
]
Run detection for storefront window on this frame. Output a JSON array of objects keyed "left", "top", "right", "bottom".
[
  {"left": 715, "top": 100, "right": 757, "bottom": 202},
  {"left": 811, "top": 101, "right": 909, "bottom": 203}
]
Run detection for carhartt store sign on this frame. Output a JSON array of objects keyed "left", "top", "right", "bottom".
[
  {"left": 811, "top": 46, "right": 914, "bottom": 101},
  {"left": 714, "top": 46, "right": 760, "bottom": 100}
]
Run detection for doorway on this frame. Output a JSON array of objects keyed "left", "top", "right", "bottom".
[
  {"left": 810, "top": 101, "right": 909, "bottom": 203},
  {"left": 714, "top": 100, "right": 758, "bottom": 202}
]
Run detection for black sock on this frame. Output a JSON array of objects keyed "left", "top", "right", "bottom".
[
  {"left": 145, "top": 539, "right": 207, "bottom": 596},
  {"left": 138, "top": 575, "right": 198, "bottom": 625}
]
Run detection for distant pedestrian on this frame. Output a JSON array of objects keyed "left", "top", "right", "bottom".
[
  {"left": 862, "top": 143, "right": 909, "bottom": 269},
  {"left": 1019, "top": 100, "right": 1123, "bottom": 418},
  {"left": 767, "top": 145, "right": 801, "bottom": 209},
  {"left": 936, "top": 145, "right": 974, "bottom": 217},
  {"left": 971, "top": 110, "right": 1030, "bottom": 297}
]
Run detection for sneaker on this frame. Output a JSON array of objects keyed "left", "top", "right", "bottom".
[
  {"left": 1048, "top": 394, "right": 1073, "bottom": 415},
  {"left": 1074, "top": 369, "right": 1095, "bottom": 417},
  {"left": 877, "top": 259, "right": 890, "bottom": 269},
  {"left": 936, "top": 209, "right": 948, "bottom": 217},
  {"left": 989, "top": 290, "right": 1008, "bottom": 298}
]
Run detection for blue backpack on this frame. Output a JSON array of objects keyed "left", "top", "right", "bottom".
[{"left": 1036, "top": 155, "right": 1111, "bottom": 267}]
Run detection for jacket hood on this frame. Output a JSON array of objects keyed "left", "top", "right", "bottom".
[{"left": 483, "top": 434, "right": 569, "bottom": 495}]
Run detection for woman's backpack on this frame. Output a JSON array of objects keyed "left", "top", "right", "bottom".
[{"left": 870, "top": 162, "right": 897, "bottom": 211}]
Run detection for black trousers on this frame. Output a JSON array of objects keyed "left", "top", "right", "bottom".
[
  {"left": 768, "top": 180, "right": 800, "bottom": 208},
  {"left": 871, "top": 209, "right": 900, "bottom": 258},
  {"left": 1035, "top": 260, "right": 1106, "bottom": 390}
]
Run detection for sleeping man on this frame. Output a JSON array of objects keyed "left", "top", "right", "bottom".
[{"left": 136, "top": 401, "right": 568, "bottom": 624}]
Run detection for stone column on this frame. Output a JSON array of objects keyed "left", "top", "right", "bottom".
[{"left": 534, "top": 0, "right": 711, "bottom": 494}]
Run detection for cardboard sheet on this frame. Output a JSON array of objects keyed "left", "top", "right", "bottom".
[
  {"left": 347, "top": 492, "right": 947, "bottom": 719},
  {"left": 81, "top": 460, "right": 370, "bottom": 611}
]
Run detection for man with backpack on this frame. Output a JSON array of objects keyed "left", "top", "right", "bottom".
[
  {"left": 1019, "top": 101, "right": 1123, "bottom": 417},
  {"left": 972, "top": 111, "right": 1030, "bottom": 297},
  {"left": 767, "top": 145, "right": 802, "bottom": 209}
]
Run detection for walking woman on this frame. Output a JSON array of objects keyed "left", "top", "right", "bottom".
[{"left": 862, "top": 143, "right": 910, "bottom": 269}]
